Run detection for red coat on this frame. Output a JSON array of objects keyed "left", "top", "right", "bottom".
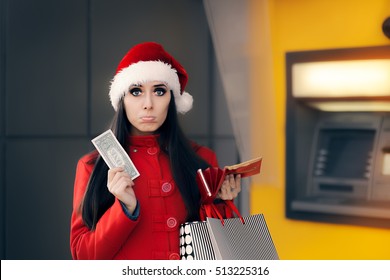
[{"left": 70, "top": 135, "right": 223, "bottom": 260}]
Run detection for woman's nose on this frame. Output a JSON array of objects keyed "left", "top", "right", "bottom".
[{"left": 143, "top": 93, "right": 153, "bottom": 110}]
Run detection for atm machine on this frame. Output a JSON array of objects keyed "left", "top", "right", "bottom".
[{"left": 285, "top": 46, "right": 390, "bottom": 228}]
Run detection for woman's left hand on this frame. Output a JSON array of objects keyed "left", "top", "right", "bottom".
[{"left": 217, "top": 174, "right": 241, "bottom": 200}]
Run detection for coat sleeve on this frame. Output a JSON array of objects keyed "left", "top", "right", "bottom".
[{"left": 70, "top": 154, "right": 140, "bottom": 259}]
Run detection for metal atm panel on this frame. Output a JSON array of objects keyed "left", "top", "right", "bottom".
[
  {"left": 291, "top": 113, "right": 390, "bottom": 221},
  {"left": 285, "top": 46, "right": 390, "bottom": 228}
]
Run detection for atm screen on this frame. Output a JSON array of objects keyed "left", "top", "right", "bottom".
[{"left": 313, "top": 129, "right": 375, "bottom": 179}]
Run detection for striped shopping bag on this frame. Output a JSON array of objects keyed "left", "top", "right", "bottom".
[
  {"left": 179, "top": 213, "right": 279, "bottom": 260},
  {"left": 179, "top": 221, "right": 216, "bottom": 260}
]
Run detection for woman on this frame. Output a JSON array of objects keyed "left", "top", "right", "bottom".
[{"left": 70, "top": 42, "right": 241, "bottom": 260}]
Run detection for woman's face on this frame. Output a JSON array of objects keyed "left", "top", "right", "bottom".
[{"left": 123, "top": 81, "right": 171, "bottom": 136}]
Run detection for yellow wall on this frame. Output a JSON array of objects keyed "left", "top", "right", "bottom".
[{"left": 249, "top": 0, "right": 390, "bottom": 259}]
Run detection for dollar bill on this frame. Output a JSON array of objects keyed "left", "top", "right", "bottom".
[{"left": 91, "top": 129, "right": 140, "bottom": 180}]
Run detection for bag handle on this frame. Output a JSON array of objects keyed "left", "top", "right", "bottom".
[
  {"left": 224, "top": 200, "right": 245, "bottom": 224},
  {"left": 200, "top": 203, "right": 225, "bottom": 224},
  {"left": 200, "top": 200, "right": 245, "bottom": 225}
]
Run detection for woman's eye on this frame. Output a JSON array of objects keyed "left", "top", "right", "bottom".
[
  {"left": 155, "top": 87, "right": 167, "bottom": 96},
  {"left": 129, "top": 88, "right": 142, "bottom": 96}
]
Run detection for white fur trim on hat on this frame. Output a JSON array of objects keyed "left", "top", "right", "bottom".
[{"left": 109, "top": 60, "right": 193, "bottom": 113}]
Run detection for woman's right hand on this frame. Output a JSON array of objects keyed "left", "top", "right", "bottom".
[{"left": 107, "top": 167, "right": 137, "bottom": 214}]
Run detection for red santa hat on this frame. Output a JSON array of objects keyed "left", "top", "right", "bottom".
[{"left": 109, "top": 42, "right": 193, "bottom": 114}]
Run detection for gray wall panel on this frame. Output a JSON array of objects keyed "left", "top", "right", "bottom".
[
  {"left": 0, "top": 141, "right": 4, "bottom": 259},
  {"left": 213, "top": 59, "right": 234, "bottom": 136},
  {"left": 6, "top": 139, "right": 90, "bottom": 259},
  {"left": 0, "top": 0, "right": 5, "bottom": 260},
  {"left": 0, "top": 0, "right": 3, "bottom": 136},
  {"left": 214, "top": 138, "right": 239, "bottom": 167},
  {"left": 1, "top": 0, "right": 237, "bottom": 259},
  {"left": 6, "top": 0, "right": 88, "bottom": 136}
]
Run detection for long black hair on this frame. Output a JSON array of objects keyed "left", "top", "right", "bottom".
[{"left": 81, "top": 92, "right": 211, "bottom": 230}]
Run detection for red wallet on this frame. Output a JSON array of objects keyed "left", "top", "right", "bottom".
[{"left": 196, "top": 157, "right": 262, "bottom": 204}]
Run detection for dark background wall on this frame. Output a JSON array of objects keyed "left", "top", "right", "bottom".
[{"left": 0, "top": 0, "right": 237, "bottom": 259}]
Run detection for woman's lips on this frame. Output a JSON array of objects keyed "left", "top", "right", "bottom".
[{"left": 140, "top": 116, "right": 156, "bottom": 122}]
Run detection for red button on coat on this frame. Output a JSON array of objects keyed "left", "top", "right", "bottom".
[
  {"left": 161, "top": 182, "right": 172, "bottom": 193},
  {"left": 147, "top": 147, "right": 158, "bottom": 155},
  {"left": 166, "top": 217, "right": 177, "bottom": 228},
  {"left": 169, "top": 253, "right": 180, "bottom": 260}
]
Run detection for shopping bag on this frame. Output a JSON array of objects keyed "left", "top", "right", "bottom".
[
  {"left": 180, "top": 157, "right": 278, "bottom": 260},
  {"left": 179, "top": 221, "right": 216, "bottom": 260},
  {"left": 207, "top": 214, "right": 279, "bottom": 259},
  {"left": 179, "top": 213, "right": 279, "bottom": 260}
]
